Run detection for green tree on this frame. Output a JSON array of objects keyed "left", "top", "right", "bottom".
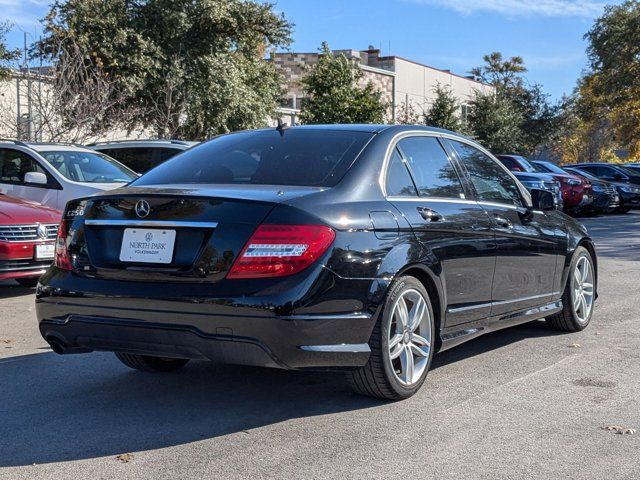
[
  {"left": 583, "top": 0, "right": 640, "bottom": 158},
  {"left": 467, "top": 92, "right": 523, "bottom": 154},
  {"left": 470, "top": 52, "right": 527, "bottom": 92},
  {"left": 469, "top": 51, "right": 559, "bottom": 155},
  {"left": 299, "top": 42, "right": 386, "bottom": 124},
  {"left": 0, "top": 22, "right": 20, "bottom": 81},
  {"left": 38, "top": 0, "right": 293, "bottom": 138},
  {"left": 514, "top": 84, "right": 561, "bottom": 156},
  {"left": 424, "top": 83, "right": 462, "bottom": 132}
]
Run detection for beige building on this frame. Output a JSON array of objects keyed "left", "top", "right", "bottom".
[{"left": 273, "top": 48, "right": 494, "bottom": 125}]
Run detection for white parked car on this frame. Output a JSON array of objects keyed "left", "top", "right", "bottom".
[
  {"left": 0, "top": 141, "right": 138, "bottom": 211},
  {"left": 87, "top": 139, "right": 197, "bottom": 174}
]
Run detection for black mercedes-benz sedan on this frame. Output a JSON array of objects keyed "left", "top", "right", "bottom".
[{"left": 36, "top": 125, "right": 597, "bottom": 400}]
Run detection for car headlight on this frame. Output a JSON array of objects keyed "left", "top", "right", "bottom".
[
  {"left": 592, "top": 186, "right": 604, "bottom": 192},
  {"left": 521, "top": 181, "right": 544, "bottom": 189},
  {"left": 620, "top": 186, "right": 640, "bottom": 194}
]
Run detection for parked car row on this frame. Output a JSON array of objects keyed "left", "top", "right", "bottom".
[{"left": 494, "top": 153, "right": 639, "bottom": 216}]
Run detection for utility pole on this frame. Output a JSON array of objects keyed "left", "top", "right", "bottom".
[{"left": 16, "top": 32, "right": 32, "bottom": 141}]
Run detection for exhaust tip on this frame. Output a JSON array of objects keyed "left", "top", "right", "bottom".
[{"left": 46, "top": 337, "right": 67, "bottom": 355}]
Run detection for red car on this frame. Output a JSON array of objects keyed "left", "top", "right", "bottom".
[
  {"left": 0, "top": 195, "right": 60, "bottom": 287},
  {"left": 532, "top": 160, "right": 594, "bottom": 212}
]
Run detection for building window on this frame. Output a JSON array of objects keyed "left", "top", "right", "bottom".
[{"left": 460, "top": 104, "right": 470, "bottom": 124}]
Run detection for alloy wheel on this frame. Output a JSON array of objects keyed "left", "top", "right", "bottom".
[
  {"left": 388, "top": 289, "right": 431, "bottom": 386},
  {"left": 571, "top": 256, "right": 594, "bottom": 323}
]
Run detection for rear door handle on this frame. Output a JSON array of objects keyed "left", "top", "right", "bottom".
[
  {"left": 493, "top": 215, "right": 512, "bottom": 228},
  {"left": 417, "top": 207, "right": 444, "bottom": 222}
]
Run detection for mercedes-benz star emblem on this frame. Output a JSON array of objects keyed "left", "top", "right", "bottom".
[
  {"left": 135, "top": 200, "right": 151, "bottom": 218},
  {"left": 36, "top": 224, "right": 48, "bottom": 240}
]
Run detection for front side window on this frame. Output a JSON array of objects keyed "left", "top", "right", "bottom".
[
  {"left": 134, "top": 129, "right": 374, "bottom": 187},
  {"left": 397, "top": 136, "right": 464, "bottom": 199},
  {"left": 385, "top": 148, "right": 417, "bottom": 196},
  {"left": 596, "top": 166, "right": 627, "bottom": 179},
  {"left": 40, "top": 150, "right": 137, "bottom": 183},
  {"left": 0, "top": 149, "right": 48, "bottom": 186},
  {"left": 452, "top": 141, "right": 523, "bottom": 207}
]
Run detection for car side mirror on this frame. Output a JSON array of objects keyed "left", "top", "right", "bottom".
[
  {"left": 530, "top": 188, "right": 555, "bottom": 211},
  {"left": 24, "top": 171, "right": 48, "bottom": 186}
]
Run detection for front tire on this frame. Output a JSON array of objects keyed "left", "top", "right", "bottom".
[
  {"left": 115, "top": 352, "right": 190, "bottom": 372},
  {"left": 347, "top": 276, "right": 435, "bottom": 400},
  {"left": 546, "top": 246, "right": 595, "bottom": 332}
]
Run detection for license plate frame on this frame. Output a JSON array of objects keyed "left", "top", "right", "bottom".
[{"left": 119, "top": 228, "right": 176, "bottom": 264}]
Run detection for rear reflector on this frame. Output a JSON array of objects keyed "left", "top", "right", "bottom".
[{"left": 227, "top": 225, "right": 335, "bottom": 279}]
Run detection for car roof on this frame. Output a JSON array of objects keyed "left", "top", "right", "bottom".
[
  {"left": 20, "top": 143, "right": 98, "bottom": 153},
  {"left": 88, "top": 139, "right": 197, "bottom": 148},
  {"left": 573, "top": 163, "right": 618, "bottom": 166},
  {"left": 249, "top": 124, "right": 468, "bottom": 136}
]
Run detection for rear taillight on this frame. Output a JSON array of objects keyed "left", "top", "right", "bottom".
[
  {"left": 54, "top": 219, "right": 72, "bottom": 270},
  {"left": 227, "top": 225, "right": 336, "bottom": 279}
]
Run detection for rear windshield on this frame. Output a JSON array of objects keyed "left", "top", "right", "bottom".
[{"left": 133, "top": 129, "right": 373, "bottom": 187}]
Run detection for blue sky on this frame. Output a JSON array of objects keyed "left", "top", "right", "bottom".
[{"left": 3, "top": 0, "right": 618, "bottom": 101}]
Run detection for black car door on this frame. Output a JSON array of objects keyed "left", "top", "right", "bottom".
[
  {"left": 384, "top": 134, "right": 496, "bottom": 326},
  {"left": 447, "top": 140, "right": 559, "bottom": 316}
]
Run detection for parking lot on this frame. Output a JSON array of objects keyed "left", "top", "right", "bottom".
[{"left": 0, "top": 212, "right": 638, "bottom": 480}]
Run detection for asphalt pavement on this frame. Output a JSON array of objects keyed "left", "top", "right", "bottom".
[{"left": 0, "top": 212, "right": 638, "bottom": 479}]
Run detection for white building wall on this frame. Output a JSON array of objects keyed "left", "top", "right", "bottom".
[{"left": 394, "top": 57, "right": 493, "bottom": 118}]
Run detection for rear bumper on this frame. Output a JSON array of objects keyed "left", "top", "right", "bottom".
[{"left": 35, "top": 267, "right": 385, "bottom": 370}]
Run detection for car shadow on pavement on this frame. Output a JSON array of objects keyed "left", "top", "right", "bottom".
[
  {"left": 0, "top": 351, "right": 383, "bottom": 467},
  {"left": 0, "top": 319, "right": 565, "bottom": 467},
  {"left": 431, "top": 320, "right": 564, "bottom": 369},
  {"left": 0, "top": 282, "right": 36, "bottom": 299}
]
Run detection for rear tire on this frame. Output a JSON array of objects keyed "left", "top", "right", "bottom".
[
  {"left": 347, "top": 275, "right": 435, "bottom": 401},
  {"left": 115, "top": 352, "right": 190, "bottom": 372},
  {"left": 617, "top": 207, "right": 631, "bottom": 214},
  {"left": 546, "top": 246, "right": 595, "bottom": 332},
  {"left": 16, "top": 277, "right": 39, "bottom": 288}
]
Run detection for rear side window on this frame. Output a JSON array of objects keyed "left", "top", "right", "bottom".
[
  {"left": 158, "top": 148, "right": 181, "bottom": 162},
  {"left": 397, "top": 136, "right": 464, "bottom": 199},
  {"left": 134, "top": 129, "right": 373, "bottom": 187},
  {"left": 101, "top": 148, "right": 156, "bottom": 174},
  {"left": 452, "top": 141, "right": 523, "bottom": 207},
  {"left": 385, "top": 148, "right": 417, "bottom": 196}
]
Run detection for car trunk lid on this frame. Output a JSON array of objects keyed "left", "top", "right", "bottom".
[{"left": 72, "top": 185, "right": 325, "bottom": 282}]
